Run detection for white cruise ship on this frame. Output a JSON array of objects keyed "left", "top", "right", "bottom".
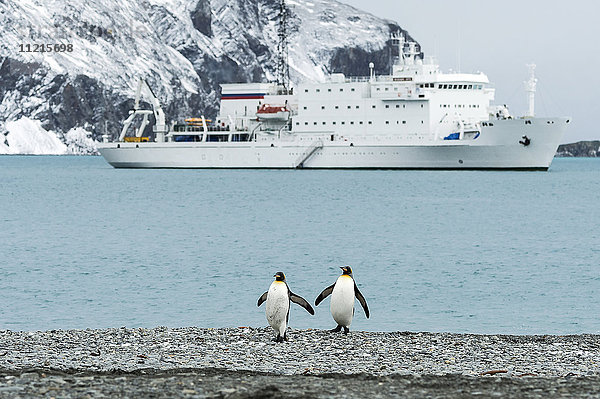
[{"left": 98, "top": 32, "right": 569, "bottom": 170}]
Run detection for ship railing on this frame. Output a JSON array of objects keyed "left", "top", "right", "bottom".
[{"left": 341, "top": 75, "right": 407, "bottom": 83}]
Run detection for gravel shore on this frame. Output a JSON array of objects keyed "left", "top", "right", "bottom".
[{"left": 1, "top": 327, "right": 599, "bottom": 397}]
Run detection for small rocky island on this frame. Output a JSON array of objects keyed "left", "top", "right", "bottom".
[
  {"left": 0, "top": 327, "right": 599, "bottom": 398},
  {"left": 556, "top": 141, "right": 600, "bottom": 157}
]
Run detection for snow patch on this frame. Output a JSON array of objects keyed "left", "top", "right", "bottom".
[
  {"left": 63, "top": 127, "right": 99, "bottom": 155},
  {"left": 2, "top": 117, "right": 67, "bottom": 155}
]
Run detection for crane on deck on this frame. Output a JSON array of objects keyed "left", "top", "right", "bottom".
[{"left": 118, "top": 78, "right": 167, "bottom": 142}]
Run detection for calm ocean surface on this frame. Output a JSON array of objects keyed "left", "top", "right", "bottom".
[{"left": 0, "top": 156, "right": 598, "bottom": 334}]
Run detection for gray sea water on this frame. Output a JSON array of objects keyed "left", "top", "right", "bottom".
[{"left": 0, "top": 156, "right": 598, "bottom": 334}]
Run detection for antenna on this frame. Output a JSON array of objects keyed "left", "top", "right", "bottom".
[
  {"left": 276, "top": 0, "right": 290, "bottom": 94},
  {"left": 390, "top": 30, "right": 406, "bottom": 65}
]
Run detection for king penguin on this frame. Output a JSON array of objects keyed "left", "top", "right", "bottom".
[
  {"left": 315, "top": 266, "right": 369, "bottom": 334},
  {"left": 257, "top": 272, "right": 315, "bottom": 342}
]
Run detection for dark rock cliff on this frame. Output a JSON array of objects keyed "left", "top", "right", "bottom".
[{"left": 556, "top": 141, "right": 600, "bottom": 157}]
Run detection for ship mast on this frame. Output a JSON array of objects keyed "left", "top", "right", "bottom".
[
  {"left": 525, "top": 64, "right": 537, "bottom": 117},
  {"left": 276, "top": 0, "right": 291, "bottom": 94}
]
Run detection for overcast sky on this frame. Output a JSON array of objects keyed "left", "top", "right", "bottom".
[{"left": 340, "top": 0, "right": 598, "bottom": 143}]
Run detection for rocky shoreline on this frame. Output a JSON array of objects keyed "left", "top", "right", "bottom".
[{"left": 1, "top": 327, "right": 599, "bottom": 397}]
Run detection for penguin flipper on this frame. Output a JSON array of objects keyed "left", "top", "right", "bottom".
[
  {"left": 354, "top": 282, "right": 370, "bottom": 318},
  {"left": 257, "top": 291, "right": 268, "bottom": 307},
  {"left": 315, "top": 284, "right": 335, "bottom": 306},
  {"left": 290, "top": 292, "right": 315, "bottom": 315}
]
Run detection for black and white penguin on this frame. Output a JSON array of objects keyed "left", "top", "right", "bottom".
[
  {"left": 257, "top": 272, "right": 314, "bottom": 342},
  {"left": 315, "top": 266, "right": 369, "bottom": 334}
]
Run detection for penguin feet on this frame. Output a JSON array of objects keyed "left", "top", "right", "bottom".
[
  {"left": 274, "top": 335, "right": 284, "bottom": 343},
  {"left": 330, "top": 325, "right": 342, "bottom": 333},
  {"left": 343, "top": 327, "right": 349, "bottom": 335}
]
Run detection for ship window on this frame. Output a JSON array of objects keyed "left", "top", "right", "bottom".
[
  {"left": 303, "top": 106, "right": 307, "bottom": 110},
  {"left": 351, "top": 88, "right": 355, "bottom": 92},
  {"left": 296, "top": 122, "right": 300, "bottom": 125},
  {"left": 328, "top": 88, "right": 332, "bottom": 92},
  {"left": 453, "top": 85, "right": 458, "bottom": 89},
  {"left": 385, "top": 87, "right": 389, "bottom": 91},
  {"left": 341, "top": 121, "right": 345, "bottom": 125},
  {"left": 402, "top": 121, "right": 406, "bottom": 124},
  {"left": 439, "top": 84, "right": 443, "bottom": 89},
  {"left": 403, "top": 105, "right": 406, "bottom": 108},
  {"left": 350, "top": 121, "right": 354, "bottom": 125},
  {"left": 396, "top": 104, "right": 400, "bottom": 108},
  {"left": 443, "top": 84, "right": 448, "bottom": 89},
  {"left": 206, "top": 134, "right": 229, "bottom": 142},
  {"left": 368, "top": 121, "right": 372, "bottom": 124},
  {"left": 356, "top": 105, "right": 359, "bottom": 109},
  {"left": 385, "top": 105, "right": 389, "bottom": 109},
  {"left": 305, "top": 122, "right": 308, "bottom": 125},
  {"left": 359, "top": 121, "right": 363, "bottom": 124},
  {"left": 458, "top": 85, "right": 463, "bottom": 89},
  {"left": 468, "top": 85, "right": 473, "bottom": 89},
  {"left": 385, "top": 121, "right": 390, "bottom": 124},
  {"left": 304, "top": 89, "right": 308, "bottom": 93},
  {"left": 340, "top": 88, "right": 344, "bottom": 92},
  {"left": 421, "top": 121, "right": 424, "bottom": 124},
  {"left": 421, "top": 104, "right": 424, "bottom": 108},
  {"left": 347, "top": 105, "right": 351, "bottom": 109},
  {"left": 323, "top": 122, "right": 326, "bottom": 125},
  {"left": 335, "top": 105, "right": 339, "bottom": 109},
  {"left": 333, "top": 121, "right": 336, "bottom": 125},
  {"left": 372, "top": 105, "right": 376, "bottom": 109},
  {"left": 231, "top": 134, "right": 249, "bottom": 141},
  {"left": 321, "top": 106, "right": 325, "bottom": 110},
  {"left": 419, "top": 84, "right": 424, "bottom": 88},
  {"left": 314, "top": 122, "right": 317, "bottom": 125},
  {"left": 316, "top": 89, "right": 320, "bottom": 92}
]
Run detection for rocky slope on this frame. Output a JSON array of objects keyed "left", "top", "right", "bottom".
[
  {"left": 0, "top": 0, "right": 415, "bottom": 154},
  {"left": 556, "top": 141, "right": 600, "bottom": 157}
]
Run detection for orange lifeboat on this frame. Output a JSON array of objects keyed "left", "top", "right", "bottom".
[{"left": 256, "top": 104, "right": 290, "bottom": 121}]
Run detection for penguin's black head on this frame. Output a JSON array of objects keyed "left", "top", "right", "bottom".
[
  {"left": 340, "top": 266, "right": 353, "bottom": 275},
  {"left": 274, "top": 272, "right": 286, "bottom": 281}
]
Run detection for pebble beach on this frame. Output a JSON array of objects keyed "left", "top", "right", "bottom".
[{"left": 1, "top": 327, "right": 600, "bottom": 397}]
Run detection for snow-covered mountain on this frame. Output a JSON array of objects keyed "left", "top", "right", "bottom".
[{"left": 0, "top": 0, "right": 418, "bottom": 154}]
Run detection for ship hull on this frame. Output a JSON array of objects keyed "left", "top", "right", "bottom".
[{"left": 98, "top": 118, "right": 568, "bottom": 170}]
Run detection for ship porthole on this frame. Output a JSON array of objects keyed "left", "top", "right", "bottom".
[
  {"left": 458, "top": 159, "right": 464, "bottom": 164},
  {"left": 136, "top": 144, "right": 139, "bottom": 148},
  {"left": 117, "top": 144, "right": 120, "bottom": 148}
]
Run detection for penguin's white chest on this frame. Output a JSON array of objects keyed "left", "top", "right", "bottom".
[
  {"left": 330, "top": 276, "right": 355, "bottom": 327},
  {"left": 265, "top": 282, "right": 289, "bottom": 335}
]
